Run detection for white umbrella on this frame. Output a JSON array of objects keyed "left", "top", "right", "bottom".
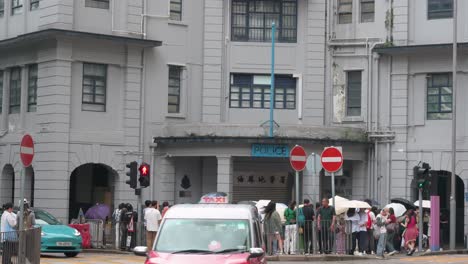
[
  {"left": 384, "top": 203, "right": 407, "bottom": 217},
  {"left": 413, "top": 200, "right": 431, "bottom": 209},
  {"left": 329, "top": 196, "right": 350, "bottom": 215},
  {"left": 344, "top": 200, "right": 371, "bottom": 209}
]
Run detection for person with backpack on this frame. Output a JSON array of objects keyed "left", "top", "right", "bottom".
[
  {"left": 284, "top": 201, "right": 297, "bottom": 255},
  {"left": 365, "top": 206, "right": 377, "bottom": 254},
  {"left": 301, "top": 199, "right": 314, "bottom": 254}
]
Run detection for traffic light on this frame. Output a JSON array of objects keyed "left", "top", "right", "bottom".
[
  {"left": 414, "top": 162, "right": 431, "bottom": 189},
  {"left": 126, "top": 161, "right": 138, "bottom": 189},
  {"left": 139, "top": 162, "right": 150, "bottom": 188}
]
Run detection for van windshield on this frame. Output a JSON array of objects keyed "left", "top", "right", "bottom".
[{"left": 155, "top": 219, "right": 251, "bottom": 253}]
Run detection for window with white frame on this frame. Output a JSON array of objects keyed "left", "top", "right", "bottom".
[
  {"left": 82, "top": 63, "right": 107, "bottom": 112},
  {"left": 9, "top": 67, "right": 21, "bottom": 114},
  {"left": 231, "top": 0, "right": 297, "bottom": 43},
  {"left": 338, "top": 0, "right": 352, "bottom": 24},
  {"left": 427, "top": 73, "right": 452, "bottom": 120},
  {"left": 85, "top": 0, "right": 109, "bottom": 9},
  {"left": 346, "top": 71, "right": 362, "bottom": 117},
  {"left": 230, "top": 74, "right": 296, "bottom": 109},
  {"left": 170, "top": 0, "right": 182, "bottom": 21},
  {"left": 30, "top": 0, "right": 39, "bottom": 10},
  {"left": 168, "top": 65, "right": 182, "bottom": 114},
  {"left": 11, "top": 0, "right": 23, "bottom": 15},
  {"left": 428, "top": 0, "right": 453, "bottom": 19},
  {"left": 28, "top": 64, "right": 38, "bottom": 112},
  {"left": 0, "top": 70, "right": 3, "bottom": 113},
  {"left": 360, "top": 0, "right": 374, "bottom": 22},
  {"left": 0, "top": 0, "right": 5, "bottom": 17}
]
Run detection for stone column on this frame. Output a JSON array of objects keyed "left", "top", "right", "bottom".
[
  {"left": 217, "top": 155, "right": 233, "bottom": 201},
  {"left": 154, "top": 156, "right": 176, "bottom": 205}
]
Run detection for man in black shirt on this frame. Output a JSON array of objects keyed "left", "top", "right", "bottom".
[{"left": 302, "top": 199, "right": 315, "bottom": 254}]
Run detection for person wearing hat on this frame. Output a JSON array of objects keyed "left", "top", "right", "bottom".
[{"left": 17, "top": 199, "right": 36, "bottom": 230}]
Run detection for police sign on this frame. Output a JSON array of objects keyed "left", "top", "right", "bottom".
[{"left": 251, "top": 144, "right": 289, "bottom": 158}]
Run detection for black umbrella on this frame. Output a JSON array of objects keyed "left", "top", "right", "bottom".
[{"left": 391, "top": 198, "right": 416, "bottom": 210}]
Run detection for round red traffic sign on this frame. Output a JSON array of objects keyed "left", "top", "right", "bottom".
[
  {"left": 321, "top": 147, "right": 343, "bottom": 173},
  {"left": 20, "top": 134, "right": 34, "bottom": 167},
  {"left": 290, "top": 145, "right": 307, "bottom": 171}
]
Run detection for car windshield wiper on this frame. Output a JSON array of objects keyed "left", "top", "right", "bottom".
[
  {"left": 171, "top": 249, "right": 214, "bottom": 255},
  {"left": 214, "top": 248, "right": 247, "bottom": 254}
]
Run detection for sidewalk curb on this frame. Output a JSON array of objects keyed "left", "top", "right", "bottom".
[
  {"left": 266, "top": 255, "right": 376, "bottom": 262},
  {"left": 83, "top": 249, "right": 136, "bottom": 255},
  {"left": 420, "top": 249, "right": 468, "bottom": 256}
]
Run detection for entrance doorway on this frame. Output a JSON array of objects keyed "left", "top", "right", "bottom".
[
  {"left": 421, "top": 171, "right": 465, "bottom": 246},
  {"left": 68, "top": 163, "right": 117, "bottom": 222},
  {"left": 0, "top": 164, "right": 15, "bottom": 205}
]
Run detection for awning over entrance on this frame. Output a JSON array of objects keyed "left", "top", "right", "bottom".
[
  {"left": 0, "top": 28, "right": 162, "bottom": 51},
  {"left": 374, "top": 42, "right": 468, "bottom": 55}
]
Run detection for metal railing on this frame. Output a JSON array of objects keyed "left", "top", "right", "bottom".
[
  {"left": 85, "top": 220, "right": 146, "bottom": 251},
  {"left": 1, "top": 227, "right": 41, "bottom": 264},
  {"left": 266, "top": 220, "right": 378, "bottom": 255}
]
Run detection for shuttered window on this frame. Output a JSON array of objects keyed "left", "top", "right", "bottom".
[{"left": 346, "top": 71, "right": 362, "bottom": 117}]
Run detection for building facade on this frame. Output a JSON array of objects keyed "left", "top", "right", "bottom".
[
  {"left": 328, "top": 0, "right": 468, "bottom": 244},
  {"left": 1, "top": 0, "right": 466, "bottom": 241}
]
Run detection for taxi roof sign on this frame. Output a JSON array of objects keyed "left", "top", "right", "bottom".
[{"left": 199, "top": 192, "right": 229, "bottom": 204}]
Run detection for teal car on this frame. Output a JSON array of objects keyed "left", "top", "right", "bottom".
[
  {"left": 1, "top": 208, "right": 82, "bottom": 257},
  {"left": 35, "top": 209, "right": 82, "bottom": 257}
]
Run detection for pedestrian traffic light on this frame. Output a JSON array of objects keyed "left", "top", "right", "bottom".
[
  {"left": 414, "top": 162, "right": 431, "bottom": 189},
  {"left": 139, "top": 162, "right": 150, "bottom": 188},
  {"left": 126, "top": 161, "right": 138, "bottom": 189}
]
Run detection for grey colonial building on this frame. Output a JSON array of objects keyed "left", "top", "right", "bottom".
[{"left": 0, "top": 0, "right": 466, "bottom": 244}]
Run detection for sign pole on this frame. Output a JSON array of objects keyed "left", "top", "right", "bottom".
[
  {"left": 331, "top": 172, "right": 335, "bottom": 210},
  {"left": 269, "top": 22, "right": 276, "bottom": 138},
  {"left": 418, "top": 188, "right": 423, "bottom": 253},
  {"left": 18, "top": 168, "right": 26, "bottom": 264}
]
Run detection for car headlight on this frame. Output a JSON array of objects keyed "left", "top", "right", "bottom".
[
  {"left": 41, "top": 232, "right": 45, "bottom": 237},
  {"left": 73, "top": 229, "right": 81, "bottom": 236}
]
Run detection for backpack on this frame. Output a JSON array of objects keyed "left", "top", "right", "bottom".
[
  {"left": 297, "top": 207, "right": 306, "bottom": 226},
  {"left": 366, "top": 211, "right": 372, "bottom": 230}
]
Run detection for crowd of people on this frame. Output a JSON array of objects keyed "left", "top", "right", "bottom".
[
  {"left": 261, "top": 197, "right": 431, "bottom": 259},
  {"left": 112, "top": 200, "right": 169, "bottom": 252}
]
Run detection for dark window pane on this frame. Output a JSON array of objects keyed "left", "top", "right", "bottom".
[
  {"left": 170, "top": 0, "right": 182, "bottom": 21},
  {"left": 85, "top": 0, "right": 109, "bottom": 9},
  {"left": 428, "top": 0, "right": 453, "bottom": 19},
  {"left": 28, "top": 64, "right": 38, "bottom": 112},
  {"left": 230, "top": 74, "right": 296, "bottom": 109},
  {"left": 346, "top": 71, "right": 362, "bottom": 116},
  {"left": 427, "top": 73, "right": 452, "bottom": 120},
  {"left": 0, "top": 70, "right": 3, "bottom": 113},
  {"left": 360, "top": 0, "right": 375, "bottom": 22},
  {"left": 338, "top": 0, "right": 353, "bottom": 24},
  {"left": 82, "top": 63, "right": 107, "bottom": 112},
  {"left": 168, "top": 65, "right": 182, "bottom": 113},
  {"left": 231, "top": 0, "right": 297, "bottom": 43}
]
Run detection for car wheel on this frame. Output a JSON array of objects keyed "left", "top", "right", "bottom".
[{"left": 64, "top": 252, "right": 79, "bottom": 258}]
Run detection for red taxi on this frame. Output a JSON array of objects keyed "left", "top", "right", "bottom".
[{"left": 145, "top": 202, "right": 266, "bottom": 264}]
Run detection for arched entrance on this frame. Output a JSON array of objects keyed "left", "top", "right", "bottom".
[
  {"left": 0, "top": 164, "right": 15, "bottom": 205},
  {"left": 421, "top": 171, "right": 465, "bottom": 247},
  {"left": 68, "top": 163, "right": 117, "bottom": 222},
  {"left": 24, "top": 166, "right": 35, "bottom": 207}
]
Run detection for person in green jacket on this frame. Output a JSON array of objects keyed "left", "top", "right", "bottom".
[
  {"left": 264, "top": 202, "right": 284, "bottom": 255},
  {"left": 284, "top": 201, "right": 297, "bottom": 255}
]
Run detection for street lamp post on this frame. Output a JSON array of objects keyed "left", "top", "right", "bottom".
[{"left": 450, "top": 0, "right": 458, "bottom": 251}]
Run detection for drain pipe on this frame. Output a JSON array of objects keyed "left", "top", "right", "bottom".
[{"left": 387, "top": 56, "right": 393, "bottom": 204}]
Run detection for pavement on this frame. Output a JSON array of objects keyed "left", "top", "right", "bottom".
[{"left": 40, "top": 253, "right": 145, "bottom": 264}]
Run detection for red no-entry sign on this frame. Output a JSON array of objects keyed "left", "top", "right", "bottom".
[
  {"left": 290, "top": 145, "right": 307, "bottom": 171},
  {"left": 20, "top": 134, "right": 34, "bottom": 167},
  {"left": 321, "top": 147, "right": 343, "bottom": 173}
]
